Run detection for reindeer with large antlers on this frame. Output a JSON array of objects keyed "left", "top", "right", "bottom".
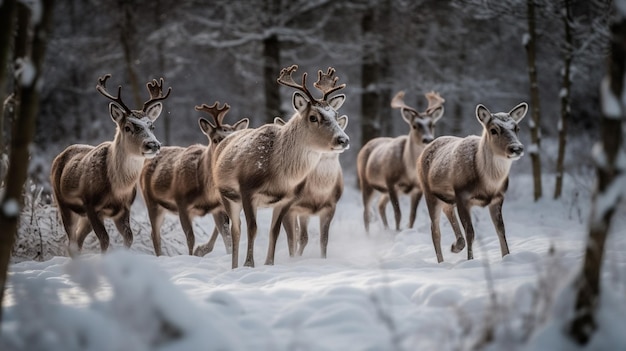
[
  {"left": 212, "top": 65, "right": 349, "bottom": 268},
  {"left": 357, "top": 90, "right": 445, "bottom": 233},
  {"left": 140, "top": 102, "right": 249, "bottom": 256},
  {"left": 51, "top": 74, "right": 170, "bottom": 253}
]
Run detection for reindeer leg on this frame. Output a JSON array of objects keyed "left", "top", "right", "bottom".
[
  {"left": 195, "top": 211, "right": 231, "bottom": 256},
  {"left": 178, "top": 207, "right": 195, "bottom": 255},
  {"left": 387, "top": 186, "right": 402, "bottom": 232},
  {"left": 377, "top": 194, "right": 390, "bottom": 230},
  {"left": 282, "top": 211, "right": 298, "bottom": 257},
  {"left": 58, "top": 206, "right": 78, "bottom": 249},
  {"left": 145, "top": 200, "right": 165, "bottom": 256},
  {"left": 75, "top": 216, "right": 92, "bottom": 252},
  {"left": 361, "top": 183, "right": 374, "bottom": 234},
  {"left": 241, "top": 191, "right": 258, "bottom": 267},
  {"left": 455, "top": 195, "right": 475, "bottom": 260},
  {"left": 265, "top": 203, "right": 290, "bottom": 265},
  {"left": 408, "top": 190, "right": 423, "bottom": 229},
  {"left": 319, "top": 207, "right": 335, "bottom": 259},
  {"left": 424, "top": 193, "right": 444, "bottom": 263},
  {"left": 489, "top": 198, "right": 509, "bottom": 257},
  {"left": 298, "top": 215, "right": 310, "bottom": 257},
  {"left": 85, "top": 208, "right": 110, "bottom": 253},
  {"left": 221, "top": 196, "right": 242, "bottom": 269},
  {"left": 113, "top": 208, "right": 134, "bottom": 249},
  {"left": 443, "top": 205, "right": 465, "bottom": 253}
]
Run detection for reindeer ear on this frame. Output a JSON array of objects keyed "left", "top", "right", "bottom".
[
  {"left": 293, "top": 92, "right": 309, "bottom": 114},
  {"left": 401, "top": 108, "right": 419, "bottom": 124},
  {"left": 509, "top": 102, "right": 528, "bottom": 123},
  {"left": 233, "top": 118, "right": 250, "bottom": 131},
  {"left": 337, "top": 115, "right": 348, "bottom": 130},
  {"left": 198, "top": 117, "right": 216, "bottom": 136},
  {"left": 475, "top": 104, "right": 491, "bottom": 125},
  {"left": 109, "top": 103, "right": 126, "bottom": 124},
  {"left": 145, "top": 102, "right": 163, "bottom": 121},
  {"left": 274, "top": 117, "right": 286, "bottom": 126},
  {"left": 429, "top": 106, "right": 444, "bottom": 124},
  {"left": 327, "top": 94, "right": 346, "bottom": 110}
]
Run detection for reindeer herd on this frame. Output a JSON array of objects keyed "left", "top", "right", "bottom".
[{"left": 50, "top": 65, "right": 528, "bottom": 269}]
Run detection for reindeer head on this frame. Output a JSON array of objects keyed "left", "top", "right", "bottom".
[
  {"left": 195, "top": 102, "right": 249, "bottom": 146},
  {"left": 277, "top": 65, "right": 350, "bottom": 153},
  {"left": 391, "top": 90, "right": 444, "bottom": 144},
  {"left": 476, "top": 102, "right": 528, "bottom": 160},
  {"left": 96, "top": 74, "right": 171, "bottom": 159}
]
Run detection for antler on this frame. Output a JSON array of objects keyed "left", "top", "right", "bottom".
[
  {"left": 314, "top": 67, "right": 346, "bottom": 100},
  {"left": 424, "top": 91, "right": 445, "bottom": 114},
  {"left": 96, "top": 74, "right": 132, "bottom": 114},
  {"left": 276, "top": 65, "right": 316, "bottom": 103},
  {"left": 390, "top": 91, "right": 419, "bottom": 115},
  {"left": 142, "top": 77, "right": 172, "bottom": 112},
  {"left": 195, "top": 101, "right": 230, "bottom": 126}
]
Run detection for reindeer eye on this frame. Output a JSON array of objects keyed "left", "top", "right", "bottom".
[
  {"left": 309, "top": 115, "right": 318, "bottom": 123},
  {"left": 490, "top": 128, "right": 497, "bottom": 135},
  {"left": 514, "top": 125, "right": 520, "bottom": 133},
  {"left": 124, "top": 126, "right": 132, "bottom": 133}
]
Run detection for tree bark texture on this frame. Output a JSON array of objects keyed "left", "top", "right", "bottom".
[
  {"left": 568, "top": 11, "right": 625, "bottom": 345},
  {"left": 0, "top": 0, "right": 55, "bottom": 324},
  {"left": 0, "top": 0, "right": 17, "bottom": 157},
  {"left": 524, "top": 0, "right": 543, "bottom": 201},
  {"left": 360, "top": 6, "right": 381, "bottom": 146}
]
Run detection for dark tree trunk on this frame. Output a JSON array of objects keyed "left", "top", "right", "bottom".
[
  {"left": 262, "top": 0, "right": 281, "bottom": 124},
  {"left": 554, "top": 0, "right": 573, "bottom": 199},
  {"left": 154, "top": 0, "right": 170, "bottom": 145},
  {"left": 360, "top": 6, "right": 381, "bottom": 146},
  {"left": 568, "top": 7, "right": 625, "bottom": 345},
  {"left": 0, "top": 0, "right": 55, "bottom": 324},
  {"left": 118, "top": 0, "right": 142, "bottom": 108},
  {"left": 524, "top": 0, "right": 543, "bottom": 201},
  {"left": 0, "top": 0, "right": 17, "bottom": 157}
]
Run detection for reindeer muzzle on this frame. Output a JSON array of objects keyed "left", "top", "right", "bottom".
[
  {"left": 332, "top": 135, "right": 350, "bottom": 152},
  {"left": 143, "top": 141, "right": 161, "bottom": 158},
  {"left": 507, "top": 144, "right": 524, "bottom": 160}
]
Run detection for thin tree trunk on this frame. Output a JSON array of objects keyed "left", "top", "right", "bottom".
[
  {"left": 361, "top": 6, "right": 380, "bottom": 146},
  {"left": 554, "top": 0, "right": 573, "bottom": 199},
  {"left": 378, "top": 0, "right": 392, "bottom": 137},
  {"left": 119, "top": 0, "right": 142, "bottom": 108},
  {"left": 524, "top": 0, "right": 543, "bottom": 201},
  {"left": 154, "top": 0, "right": 170, "bottom": 145},
  {"left": 568, "top": 10, "right": 625, "bottom": 345},
  {"left": 0, "top": 0, "right": 17, "bottom": 157},
  {"left": 263, "top": 0, "right": 281, "bottom": 124},
  {"left": 0, "top": 0, "right": 55, "bottom": 324}
]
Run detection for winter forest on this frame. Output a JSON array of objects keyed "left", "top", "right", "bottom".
[{"left": 1, "top": 0, "right": 625, "bottom": 350}]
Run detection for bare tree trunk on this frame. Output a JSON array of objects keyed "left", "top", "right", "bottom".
[
  {"left": 554, "top": 0, "right": 573, "bottom": 199},
  {"left": 524, "top": 0, "right": 543, "bottom": 201},
  {"left": 263, "top": 0, "right": 281, "bottom": 124},
  {"left": 0, "top": 0, "right": 54, "bottom": 324},
  {"left": 154, "top": 0, "right": 170, "bottom": 145},
  {"left": 0, "top": 0, "right": 17, "bottom": 158},
  {"left": 568, "top": 9, "right": 625, "bottom": 345},
  {"left": 360, "top": 5, "right": 381, "bottom": 146},
  {"left": 118, "top": 0, "right": 142, "bottom": 108}
]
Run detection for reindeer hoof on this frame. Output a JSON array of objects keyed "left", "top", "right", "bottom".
[
  {"left": 451, "top": 238, "right": 466, "bottom": 253},
  {"left": 193, "top": 244, "right": 213, "bottom": 257}
]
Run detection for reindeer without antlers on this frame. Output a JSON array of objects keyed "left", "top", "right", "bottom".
[
  {"left": 273, "top": 114, "right": 348, "bottom": 258},
  {"left": 357, "top": 90, "right": 444, "bottom": 233},
  {"left": 418, "top": 102, "right": 528, "bottom": 263},
  {"left": 212, "top": 65, "right": 349, "bottom": 268},
  {"left": 140, "top": 102, "right": 249, "bottom": 256},
  {"left": 51, "top": 74, "right": 170, "bottom": 253}
]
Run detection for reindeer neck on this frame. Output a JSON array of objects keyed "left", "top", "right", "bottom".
[
  {"left": 107, "top": 134, "right": 144, "bottom": 191},
  {"left": 477, "top": 132, "right": 512, "bottom": 183},
  {"left": 405, "top": 133, "right": 425, "bottom": 167},
  {"left": 276, "top": 116, "right": 323, "bottom": 183}
]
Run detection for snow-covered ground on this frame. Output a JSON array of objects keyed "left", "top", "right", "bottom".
[{"left": 1, "top": 172, "right": 626, "bottom": 351}]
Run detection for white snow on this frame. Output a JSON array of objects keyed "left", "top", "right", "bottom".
[
  {"left": 601, "top": 77, "right": 623, "bottom": 119},
  {"left": 14, "top": 57, "right": 36, "bottom": 87},
  {"left": 1, "top": 173, "right": 626, "bottom": 351},
  {"left": 2, "top": 198, "right": 20, "bottom": 218}
]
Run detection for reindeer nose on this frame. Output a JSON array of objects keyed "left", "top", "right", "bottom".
[
  {"left": 145, "top": 141, "right": 161, "bottom": 153},
  {"left": 508, "top": 144, "right": 523, "bottom": 155},
  {"left": 423, "top": 136, "right": 434, "bottom": 144},
  {"left": 336, "top": 136, "right": 350, "bottom": 149}
]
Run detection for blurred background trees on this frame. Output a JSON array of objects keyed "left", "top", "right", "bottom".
[{"left": 0, "top": 0, "right": 612, "bottom": 196}]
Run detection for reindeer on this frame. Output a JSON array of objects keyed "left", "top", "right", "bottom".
[
  {"left": 140, "top": 102, "right": 249, "bottom": 256},
  {"left": 51, "top": 74, "right": 170, "bottom": 253},
  {"left": 418, "top": 102, "right": 528, "bottom": 263},
  {"left": 212, "top": 65, "right": 349, "bottom": 268},
  {"left": 273, "top": 115, "right": 348, "bottom": 258},
  {"left": 357, "top": 91, "right": 444, "bottom": 233}
]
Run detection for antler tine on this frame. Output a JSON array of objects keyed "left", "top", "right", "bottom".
[
  {"left": 425, "top": 91, "right": 445, "bottom": 114},
  {"left": 96, "top": 74, "right": 132, "bottom": 114},
  {"left": 314, "top": 67, "right": 346, "bottom": 100},
  {"left": 276, "top": 64, "right": 316, "bottom": 102},
  {"left": 390, "top": 91, "right": 419, "bottom": 114},
  {"left": 195, "top": 101, "right": 230, "bottom": 126},
  {"left": 142, "top": 77, "right": 172, "bottom": 112}
]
